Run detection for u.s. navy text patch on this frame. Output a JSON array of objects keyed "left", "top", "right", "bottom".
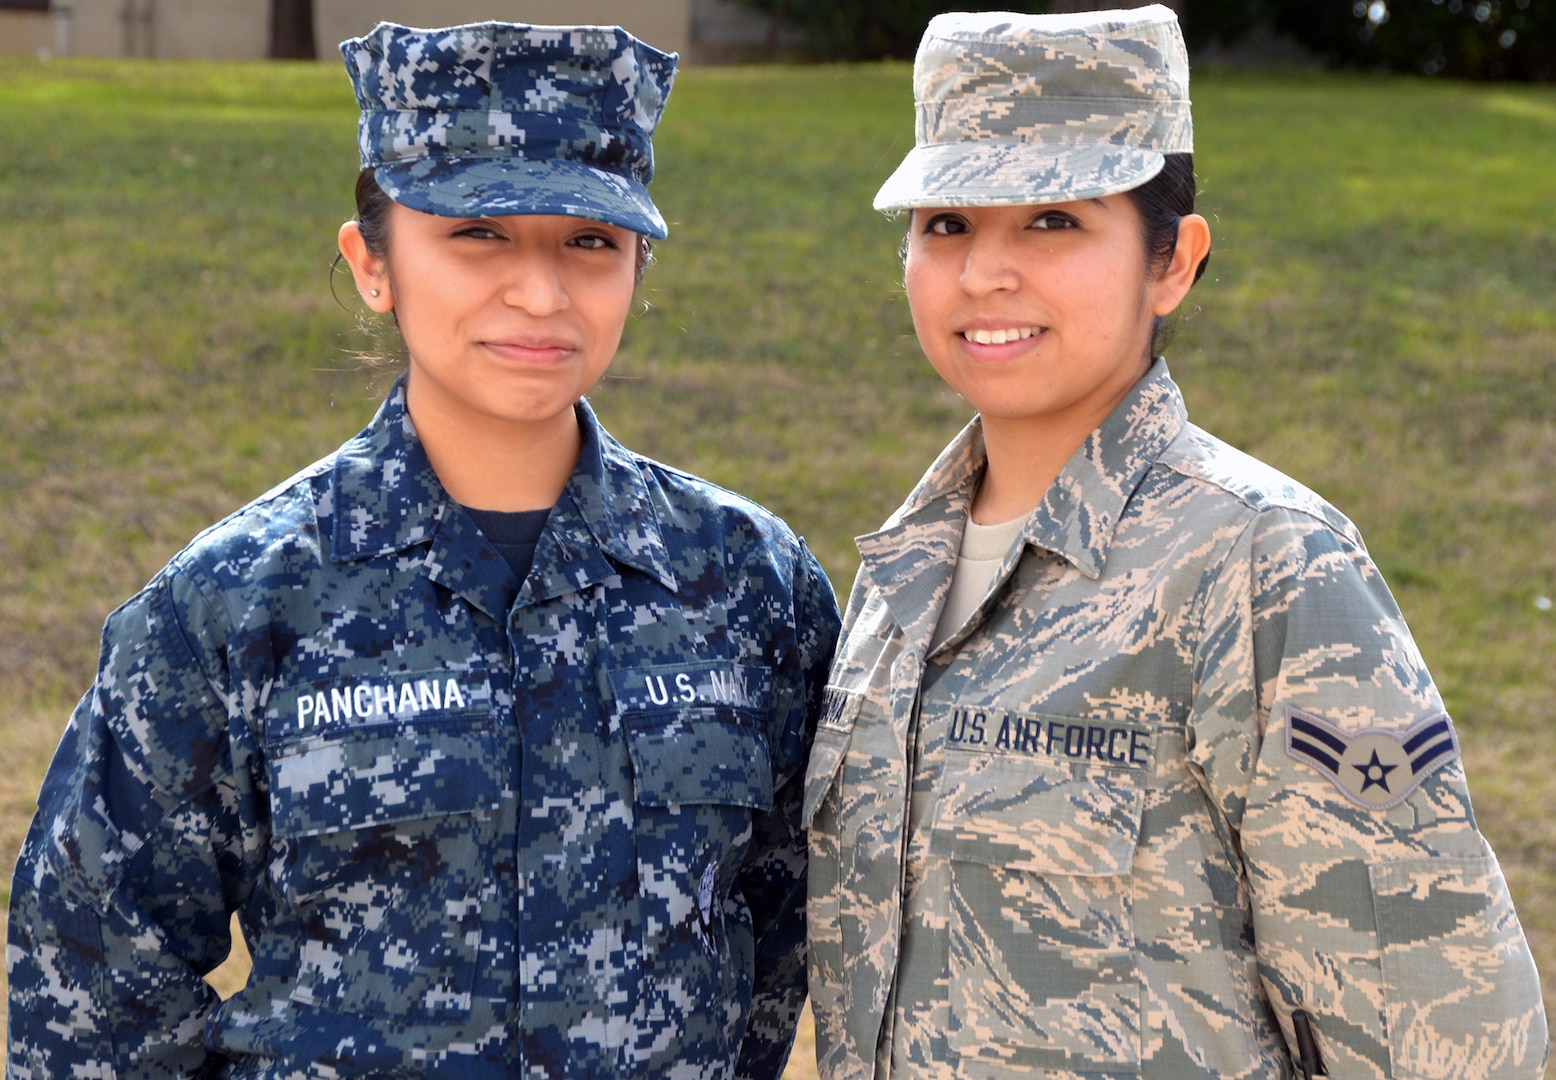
[
  {"left": 608, "top": 661, "right": 770, "bottom": 715},
  {"left": 1285, "top": 706, "right": 1458, "bottom": 810}
]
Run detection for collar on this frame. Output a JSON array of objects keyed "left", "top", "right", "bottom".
[
  {"left": 329, "top": 379, "right": 677, "bottom": 617},
  {"left": 1024, "top": 359, "right": 1187, "bottom": 580},
  {"left": 856, "top": 360, "right": 1187, "bottom": 644}
]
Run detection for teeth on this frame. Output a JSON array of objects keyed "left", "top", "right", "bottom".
[{"left": 966, "top": 327, "right": 1039, "bottom": 345}]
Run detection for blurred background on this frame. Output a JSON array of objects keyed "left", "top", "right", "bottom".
[
  {"left": 2, "top": 0, "right": 1553, "bottom": 76},
  {"left": 1, "top": 2, "right": 1553, "bottom": 1076}
]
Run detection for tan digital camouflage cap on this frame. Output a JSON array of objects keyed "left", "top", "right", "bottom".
[
  {"left": 874, "top": 5, "right": 1192, "bottom": 211},
  {"left": 341, "top": 22, "right": 677, "bottom": 238}
]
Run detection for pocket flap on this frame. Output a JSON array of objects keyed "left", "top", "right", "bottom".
[
  {"left": 268, "top": 713, "right": 500, "bottom": 840},
  {"left": 625, "top": 708, "right": 773, "bottom": 810},
  {"left": 801, "top": 727, "right": 853, "bottom": 829}
]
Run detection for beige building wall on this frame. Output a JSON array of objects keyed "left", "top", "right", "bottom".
[
  {"left": 3, "top": 0, "right": 265, "bottom": 59},
  {"left": 0, "top": 10, "right": 55, "bottom": 56},
  {"left": 0, "top": 0, "right": 702, "bottom": 59}
]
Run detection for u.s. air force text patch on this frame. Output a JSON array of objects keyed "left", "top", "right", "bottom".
[{"left": 1285, "top": 706, "right": 1459, "bottom": 810}]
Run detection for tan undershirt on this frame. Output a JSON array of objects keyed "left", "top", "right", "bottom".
[{"left": 928, "top": 512, "right": 1029, "bottom": 652}]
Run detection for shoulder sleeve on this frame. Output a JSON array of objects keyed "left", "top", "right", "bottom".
[
  {"left": 7, "top": 568, "right": 258, "bottom": 1077},
  {"left": 1189, "top": 508, "right": 1547, "bottom": 1080},
  {"left": 736, "top": 540, "right": 841, "bottom": 1079}
]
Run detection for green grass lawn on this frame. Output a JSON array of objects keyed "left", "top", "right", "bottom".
[{"left": 1, "top": 56, "right": 1553, "bottom": 1075}]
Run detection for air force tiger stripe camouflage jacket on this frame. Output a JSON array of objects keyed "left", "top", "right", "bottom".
[{"left": 805, "top": 362, "right": 1546, "bottom": 1079}]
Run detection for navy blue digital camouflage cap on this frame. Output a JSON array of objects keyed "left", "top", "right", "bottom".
[
  {"left": 341, "top": 22, "right": 677, "bottom": 238},
  {"left": 875, "top": 5, "right": 1192, "bottom": 211}
]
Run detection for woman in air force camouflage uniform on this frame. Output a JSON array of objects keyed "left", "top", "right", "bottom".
[
  {"left": 804, "top": 7, "right": 1546, "bottom": 1079},
  {"left": 7, "top": 21, "right": 840, "bottom": 1078}
]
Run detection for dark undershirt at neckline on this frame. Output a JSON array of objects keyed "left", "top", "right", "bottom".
[{"left": 461, "top": 505, "right": 551, "bottom": 580}]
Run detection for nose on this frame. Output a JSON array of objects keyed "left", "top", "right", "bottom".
[
  {"left": 501, "top": 249, "right": 569, "bottom": 316},
  {"left": 960, "top": 230, "right": 1021, "bottom": 297}
]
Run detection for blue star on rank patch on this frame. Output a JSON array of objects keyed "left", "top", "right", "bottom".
[{"left": 1284, "top": 706, "right": 1460, "bottom": 810}]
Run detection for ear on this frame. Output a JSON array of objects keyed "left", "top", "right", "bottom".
[
  {"left": 338, "top": 221, "right": 394, "bottom": 313},
  {"left": 1150, "top": 212, "right": 1212, "bottom": 317}
]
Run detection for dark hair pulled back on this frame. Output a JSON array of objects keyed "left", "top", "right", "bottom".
[
  {"left": 1124, "top": 152, "right": 1207, "bottom": 356},
  {"left": 353, "top": 168, "right": 395, "bottom": 259}
]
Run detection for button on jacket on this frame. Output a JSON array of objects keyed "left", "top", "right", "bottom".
[
  {"left": 805, "top": 362, "right": 1545, "bottom": 1079},
  {"left": 8, "top": 380, "right": 841, "bottom": 1078}
]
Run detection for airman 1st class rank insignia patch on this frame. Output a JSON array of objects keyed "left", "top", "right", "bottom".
[{"left": 1284, "top": 706, "right": 1460, "bottom": 811}]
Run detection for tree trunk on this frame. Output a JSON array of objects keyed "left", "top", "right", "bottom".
[{"left": 268, "top": 0, "right": 316, "bottom": 60}]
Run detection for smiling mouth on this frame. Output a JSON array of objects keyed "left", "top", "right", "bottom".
[{"left": 962, "top": 327, "right": 1043, "bottom": 345}]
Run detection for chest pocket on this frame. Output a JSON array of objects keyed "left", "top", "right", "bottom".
[
  {"left": 612, "top": 662, "right": 774, "bottom": 998},
  {"left": 262, "top": 670, "right": 499, "bottom": 1023},
  {"left": 612, "top": 662, "right": 774, "bottom": 812},
  {"left": 931, "top": 747, "right": 1146, "bottom": 1075}
]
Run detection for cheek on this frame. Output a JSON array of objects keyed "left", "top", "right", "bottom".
[
  {"left": 1080, "top": 253, "right": 1154, "bottom": 333},
  {"left": 904, "top": 259, "right": 948, "bottom": 337},
  {"left": 584, "top": 275, "right": 637, "bottom": 347},
  {"left": 385, "top": 255, "right": 469, "bottom": 330},
  {"left": 391, "top": 288, "right": 461, "bottom": 352}
]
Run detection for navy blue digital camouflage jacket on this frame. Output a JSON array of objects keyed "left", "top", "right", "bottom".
[{"left": 7, "top": 380, "right": 840, "bottom": 1078}]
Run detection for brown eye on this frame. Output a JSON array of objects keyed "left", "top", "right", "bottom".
[{"left": 1030, "top": 212, "right": 1079, "bottom": 231}]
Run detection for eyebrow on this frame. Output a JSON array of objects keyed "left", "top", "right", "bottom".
[{"left": 1035, "top": 198, "right": 1108, "bottom": 214}]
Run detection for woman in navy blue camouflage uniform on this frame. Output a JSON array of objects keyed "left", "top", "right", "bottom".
[{"left": 8, "top": 21, "right": 839, "bottom": 1078}]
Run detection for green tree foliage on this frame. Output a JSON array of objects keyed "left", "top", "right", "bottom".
[
  {"left": 1269, "top": 0, "right": 1554, "bottom": 80},
  {"left": 731, "top": 0, "right": 1049, "bottom": 60},
  {"left": 729, "top": 0, "right": 1553, "bottom": 80},
  {"left": 1179, "top": 0, "right": 1279, "bottom": 49}
]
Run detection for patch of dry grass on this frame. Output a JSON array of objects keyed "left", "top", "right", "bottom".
[{"left": 2, "top": 57, "right": 1553, "bottom": 1078}]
